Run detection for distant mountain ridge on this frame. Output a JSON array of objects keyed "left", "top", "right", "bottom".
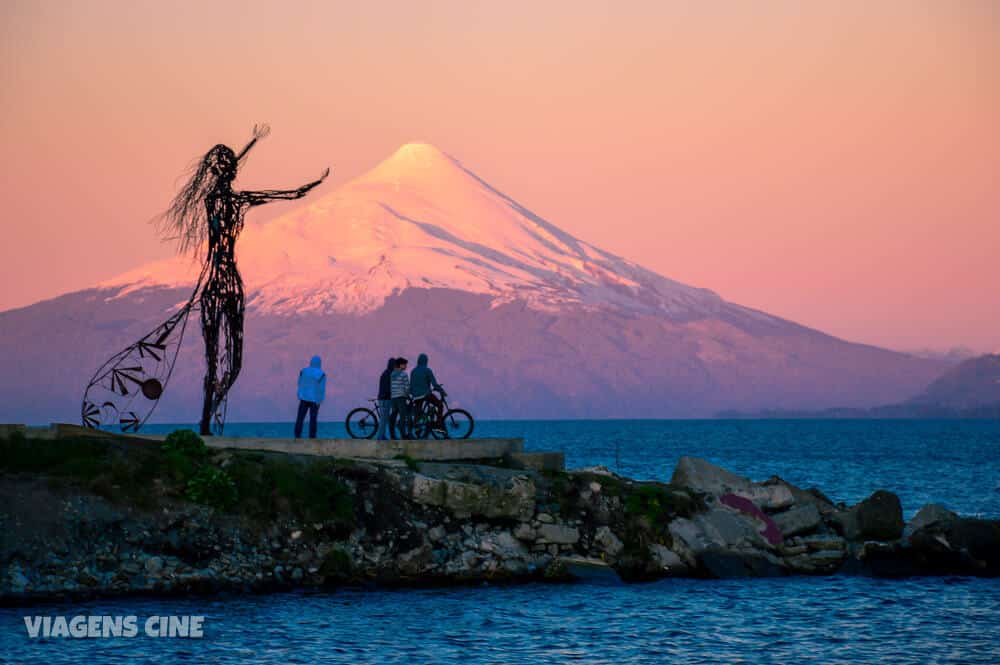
[
  {"left": 908, "top": 354, "right": 1000, "bottom": 409},
  {"left": 0, "top": 143, "right": 947, "bottom": 423},
  {"left": 719, "top": 354, "right": 1000, "bottom": 419}
]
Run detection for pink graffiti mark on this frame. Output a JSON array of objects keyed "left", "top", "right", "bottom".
[{"left": 720, "top": 493, "right": 783, "bottom": 546}]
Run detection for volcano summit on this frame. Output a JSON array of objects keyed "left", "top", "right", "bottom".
[{"left": 0, "top": 144, "right": 944, "bottom": 422}]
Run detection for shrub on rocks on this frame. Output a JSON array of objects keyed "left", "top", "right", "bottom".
[
  {"left": 185, "top": 466, "right": 238, "bottom": 510},
  {"left": 162, "top": 429, "right": 208, "bottom": 459}
]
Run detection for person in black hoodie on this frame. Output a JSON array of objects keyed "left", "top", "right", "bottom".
[{"left": 376, "top": 357, "right": 395, "bottom": 441}]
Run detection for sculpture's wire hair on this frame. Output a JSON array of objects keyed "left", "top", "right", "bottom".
[{"left": 155, "top": 124, "right": 270, "bottom": 256}]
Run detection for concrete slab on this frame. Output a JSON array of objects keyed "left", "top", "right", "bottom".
[
  {"left": 508, "top": 451, "right": 565, "bottom": 472},
  {"left": 19, "top": 423, "right": 525, "bottom": 462},
  {"left": 194, "top": 435, "right": 524, "bottom": 461},
  {"left": 8, "top": 423, "right": 564, "bottom": 468}
]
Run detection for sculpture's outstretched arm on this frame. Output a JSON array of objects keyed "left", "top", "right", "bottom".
[
  {"left": 241, "top": 168, "right": 330, "bottom": 207},
  {"left": 236, "top": 124, "right": 271, "bottom": 163}
]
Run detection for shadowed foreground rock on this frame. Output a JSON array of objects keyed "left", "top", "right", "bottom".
[{"left": 1, "top": 436, "right": 997, "bottom": 603}]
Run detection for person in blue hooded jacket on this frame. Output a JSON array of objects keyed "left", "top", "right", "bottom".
[
  {"left": 410, "top": 353, "right": 446, "bottom": 430},
  {"left": 294, "top": 355, "right": 326, "bottom": 439}
]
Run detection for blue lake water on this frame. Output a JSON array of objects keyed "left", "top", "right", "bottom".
[{"left": 3, "top": 419, "right": 999, "bottom": 663}]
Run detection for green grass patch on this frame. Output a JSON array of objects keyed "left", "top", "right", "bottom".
[
  {"left": 186, "top": 466, "right": 238, "bottom": 510},
  {"left": 0, "top": 432, "right": 110, "bottom": 479},
  {"left": 2, "top": 432, "right": 354, "bottom": 526},
  {"left": 393, "top": 454, "right": 420, "bottom": 471},
  {"left": 227, "top": 455, "right": 354, "bottom": 527},
  {"left": 624, "top": 483, "right": 702, "bottom": 525}
]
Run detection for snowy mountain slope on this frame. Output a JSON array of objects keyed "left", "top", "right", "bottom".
[
  {"left": 102, "top": 143, "right": 745, "bottom": 320},
  {"left": 0, "top": 143, "right": 948, "bottom": 422}
]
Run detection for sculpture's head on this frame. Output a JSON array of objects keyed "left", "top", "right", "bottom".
[
  {"left": 205, "top": 145, "right": 238, "bottom": 183},
  {"left": 157, "top": 127, "right": 266, "bottom": 255}
]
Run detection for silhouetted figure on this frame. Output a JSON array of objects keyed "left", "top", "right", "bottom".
[
  {"left": 82, "top": 125, "right": 328, "bottom": 435},
  {"left": 411, "top": 353, "right": 446, "bottom": 430},
  {"left": 295, "top": 355, "right": 326, "bottom": 439},
  {"left": 377, "top": 357, "right": 395, "bottom": 441},
  {"left": 389, "top": 357, "right": 411, "bottom": 439}
]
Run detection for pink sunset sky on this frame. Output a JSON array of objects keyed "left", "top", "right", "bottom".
[{"left": 1, "top": 1, "right": 997, "bottom": 352}]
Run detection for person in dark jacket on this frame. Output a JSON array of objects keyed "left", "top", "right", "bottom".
[
  {"left": 389, "top": 357, "right": 411, "bottom": 439},
  {"left": 410, "top": 353, "right": 446, "bottom": 430},
  {"left": 376, "top": 357, "right": 395, "bottom": 441}
]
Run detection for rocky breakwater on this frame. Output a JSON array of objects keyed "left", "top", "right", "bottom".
[{"left": 1, "top": 433, "right": 998, "bottom": 603}]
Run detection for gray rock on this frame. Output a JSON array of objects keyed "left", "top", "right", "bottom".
[
  {"left": 671, "top": 457, "right": 790, "bottom": 509},
  {"left": 785, "top": 548, "right": 846, "bottom": 573},
  {"left": 699, "top": 548, "right": 785, "bottom": 578},
  {"left": 537, "top": 524, "right": 580, "bottom": 545},
  {"left": 699, "top": 508, "right": 770, "bottom": 550},
  {"left": 801, "top": 535, "right": 846, "bottom": 551},
  {"left": 593, "top": 526, "right": 624, "bottom": 557},
  {"left": 514, "top": 523, "right": 536, "bottom": 541},
  {"left": 559, "top": 556, "right": 621, "bottom": 582},
  {"left": 834, "top": 490, "right": 904, "bottom": 542},
  {"left": 537, "top": 513, "right": 554, "bottom": 524},
  {"left": 144, "top": 556, "right": 164, "bottom": 574},
  {"left": 9, "top": 568, "right": 30, "bottom": 593},
  {"left": 492, "top": 531, "right": 529, "bottom": 560},
  {"left": 411, "top": 473, "right": 535, "bottom": 520},
  {"left": 772, "top": 504, "right": 822, "bottom": 538},
  {"left": 904, "top": 504, "right": 959, "bottom": 539},
  {"left": 669, "top": 517, "right": 716, "bottom": 557},
  {"left": 649, "top": 544, "right": 687, "bottom": 572}
]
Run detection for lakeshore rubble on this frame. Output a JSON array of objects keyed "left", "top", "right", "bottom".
[{"left": 1, "top": 436, "right": 998, "bottom": 603}]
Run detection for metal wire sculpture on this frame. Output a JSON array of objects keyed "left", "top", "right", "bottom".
[{"left": 82, "top": 125, "right": 328, "bottom": 435}]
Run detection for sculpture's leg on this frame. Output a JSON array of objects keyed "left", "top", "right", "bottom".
[
  {"left": 225, "top": 282, "right": 245, "bottom": 390},
  {"left": 208, "top": 278, "right": 245, "bottom": 434},
  {"left": 200, "top": 294, "right": 221, "bottom": 436}
]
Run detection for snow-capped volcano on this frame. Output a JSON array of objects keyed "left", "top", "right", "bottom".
[
  {"left": 0, "top": 142, "right": 949, "bottom": 423},
  {"left": 104, "top": 143, "right": 729, "bottom": 318}
]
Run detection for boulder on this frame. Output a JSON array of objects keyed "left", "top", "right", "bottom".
[
  {"left": 762, "top": 476, "right": 836, "bottom": 515},
  {"left": 699, "top": 548, "right": 785, "bottom": 578},
  {"left": 593, "top": 526, "right": 624, "bottom": 557},
  {"left": 903, "top": 504, "right": 958, "bottom": 540},
  {"left": 908, "top": 516, "right": 1000, "bottom": 576},
  {"left": 719, "top": 493, "right": 782, "bottom": 545},
  {"left": 411, "top": 473, "right": 535, "bottom": 521},
  {"left": 536, "top": 524, "right": 580, "bottom": 545},
  {"left": 771, "top": 504, "right": 822, "bottom": 538},
  {"left": 669, "top": 508, "right": 769, "bottom": 556},
  {"left": 144, "top": 556, "right": 164, "bottom": 574},
  {"left": 800, "top": 534, "right": 846, "bottom": 551},
  {"left": 559, "top": 556, "right": 621, "bottom": 582},
  {"left": 649, "top": 544, "right": 687, "bottom": 572},
  {"left": 833, "top": 490, "right": 904, "bottom": 541},
  {"left": 671, "top": 457, "right": 788, "bottom": 510},
  {"left": 784, "top": 549, "right": 847, "bottom": 574},
  {"left": 490, "top": 531, "right": 530, "bottom": 560},
  {"left": 513, "top": 523, "right": 536, "bottom": 541}
]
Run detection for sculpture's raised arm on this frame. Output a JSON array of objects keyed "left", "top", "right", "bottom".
[
  {"left": 236, "top": 124, "right": 271, "bottom": 163},
  {"left": 240, "top": 168, "right": 330, "bottom": 207}
]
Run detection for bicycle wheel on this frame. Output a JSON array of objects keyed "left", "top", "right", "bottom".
[
  {"left": 411, "top": 415, "right": 431, "bottom": 440},
  {"left": 440, "top": 408, "right": 474, "bottom": 439},
  {"left": 413, "top": 402, "right": 441, "bottom": 440},
  {"left": 345, "top": 407, "right": 378, "bottom": 439}
]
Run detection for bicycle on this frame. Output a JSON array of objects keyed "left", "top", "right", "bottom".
[
  {"left": 344, "top": 399, "right": 383, "bottom": 439},
  {"left": 412, "top": 387, "right": 474, "bottom": 440},
  {"left": 345, "top": 387, "right": 474, "bottom": 440}
]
